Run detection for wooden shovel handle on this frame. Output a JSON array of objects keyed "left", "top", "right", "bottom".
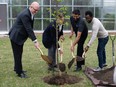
[
  {"left": 38, "top": 47, "right": 43, "bottom": 55},
  {"left": 70, "top": 38, "right": 75, "bottom": 58},
  {"left": 60, "top": 40, "right": 63, "bottom": 62},
  {"left": 82, "top": 51, "right": 86, "bottom": 58}
]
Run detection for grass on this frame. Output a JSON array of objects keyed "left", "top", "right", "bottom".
[{"left": 0, "top": 34, "right": 114, "bottom": 87}]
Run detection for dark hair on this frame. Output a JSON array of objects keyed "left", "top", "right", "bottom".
[
  {"left": 72, "top": 9, "right": 80, "bottom": 15},
  {"left": 85, "top": 11, "right": 93, "bottom": 17},
  {"left": 58, "top": 13, "right": 64, "bottom": 18}
]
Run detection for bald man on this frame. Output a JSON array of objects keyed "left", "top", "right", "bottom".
[{"left": 9, "top": 2, "right": 40, "bottom": 78}]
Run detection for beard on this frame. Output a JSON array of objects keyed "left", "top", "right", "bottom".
[{"left": 87, "top": 20, "right": 92, "bottom": 23}]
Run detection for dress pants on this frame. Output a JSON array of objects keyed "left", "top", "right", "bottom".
[
  {"left": 48, "top": 44, "right": 56, "bottom": 68},
  {"left": 76, "top": 37, "right": 87, "bottom": 68},
  {"left": 10, "top": 40, "right": 23, "bottom": 74}
]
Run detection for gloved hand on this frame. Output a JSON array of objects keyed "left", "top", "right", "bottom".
[{"left": 84, "top": 46, "right": 89, "bottom": 52}]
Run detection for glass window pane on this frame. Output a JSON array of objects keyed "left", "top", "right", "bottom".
[
  {"left": 103, "top": 21, "right": 114, "bottom": 30},
  {"left": 103, "top": 7, "right": 115, "bottom": 19},
  {"left": 64, "top": 19, "right": 70, "bottom": 30},
  {"left": 34, "top": 19, "right": 41, "bottom": 30},
  {"left": 95, "top": 7, "right": 102, "bottom": 18},
  {"left": 43, "top": 7, "right": 50, "bottom": 18},
  {"left": 74, "top": 7, "right": 94, "bottom": 17},
  {"left": 43, "top": 0, "right": 50, "bottom": 5},
  {"left": 12, "top": 6, "right": 27, "bottom": 18},
  {"left": 51, "top": 0, "right": 72, "bottom": 5},
  {"left": 28, "top": 0, "right": 41, "bottom": 5},
  {"left": 51, "top": 7, "right": 71, "bottom": 18},
  {"left": 34, "top": 10, "right": 41, "bottom": 18},
  {"left": 74, "top": 0, "right": 93, "bottom": 5},
  {"left": 43, "top": 19, "right": 51, "bottom": 30},
  {"left": 12, "top": 0, "right": 27, "bottom": 5}
]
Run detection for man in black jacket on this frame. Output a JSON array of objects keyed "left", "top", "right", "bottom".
[
  {"left": 42, "top": 14, "right": 64, "bottom": 70},
  {"left": 9, "top": 1, "right": 40, "bottom": 78},
  {"left": 70, "top": 9, "right": 88, "bottom": 71}
]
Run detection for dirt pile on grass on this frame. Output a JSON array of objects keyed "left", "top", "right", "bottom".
[{"left": 43, "top": 73, "right": 83, "bottom": 85}]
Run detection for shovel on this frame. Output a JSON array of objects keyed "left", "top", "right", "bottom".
[
  {"left": 38, "top": 47, "right": 52, "bottom": 64},
  {"left": 68, "top": 39, "right": 84, "bottom": 69},
  {"left": 58, "top": 40, "right": 66, "bottom": 72},
  {"left": 110, "top": 35, "right": 116, "bottom": 66}
]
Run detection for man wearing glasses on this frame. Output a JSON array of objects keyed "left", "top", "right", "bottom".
[{"left": 9, "top": 1, "right": 40, "bottom": 78}]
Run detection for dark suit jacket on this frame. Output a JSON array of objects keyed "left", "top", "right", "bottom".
[
  {"left": 9, "top": 8, "right": 36, "bottom": 45},
  {"left": 42, "top": 20, "right": 63, "bottom": 48}
]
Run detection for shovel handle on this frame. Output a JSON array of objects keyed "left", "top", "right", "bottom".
[
  {"left": 71, "top": 52, "right": 75, "bottom": 58},
  {"left": 82, "top": 51, "right": 86, "bottom": 58},
  {"left": 70, "top": 38, "right": 75, "bottom": 58},
  {"left": 110, "top": 35, "right": 116, "bottom": 41},
  {"left": 38, "top": 47, "right": 43, "bottom": 55},
  {"left": 60, "top": 40, "right": 63, "bottom": 62}
]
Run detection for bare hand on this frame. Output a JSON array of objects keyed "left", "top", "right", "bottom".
[
  {"left": 59, "top": 49, "right": 63, "bottom": 55},
  {"left": 60, "top": 36, "right": 65, "bottom": 42},
  {"left": 34, "top": 41, "right": 40, "bottom": 49},
  {"left": 69, "top": 32, "right": 73, "bottom": 39},
  {"left": 70, "top": 45, "right": 74, "bottom": 52},
  {"left": 84, "top": 46, "right": 89, "bottom": 52}
]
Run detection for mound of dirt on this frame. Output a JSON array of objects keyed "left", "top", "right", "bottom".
[
  {"left": 84, "top": 66, "right": 116, "bottom": 86},
  {"left": 43, "top": 73, "right": 83, "bottom": 85}
]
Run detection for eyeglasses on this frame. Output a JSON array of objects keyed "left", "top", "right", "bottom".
[{"left": 31, "top": 6, "right": 38, "bottom": 12}]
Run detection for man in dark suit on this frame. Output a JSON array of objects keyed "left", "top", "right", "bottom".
[{"left": 9, "top": 1, "right": 40, "bottom": 78}]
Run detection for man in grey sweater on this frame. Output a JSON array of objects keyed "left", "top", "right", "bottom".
[{"left": 84, "top": 11, "right": 109, "bottom": 71}]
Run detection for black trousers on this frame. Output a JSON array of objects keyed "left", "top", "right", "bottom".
[
  {"left": 76, "top": 38, "right": 87, "bottom": 68},
  {"left": 10, "top": 40, "right": 23, "bottom": 74}
]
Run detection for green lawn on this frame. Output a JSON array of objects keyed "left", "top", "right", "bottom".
[{"left": 0, "top": 34, "right": 114, "bottom": 87}]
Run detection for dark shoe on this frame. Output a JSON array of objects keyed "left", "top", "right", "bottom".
[
  {"left": 17, "top": 73, "right": 28, "bottom": 78},
  {"left": 54, "top": 65, "right": 57, "bottom": 68},
  {"left": 48, "top": 67, "right": 53, "bottom": 71},
  {"left": 14, "top": 70, "right": 27, "bottom": 73},
  {"left": 74, "top": 67, "right": 82, "bottom": 72}
]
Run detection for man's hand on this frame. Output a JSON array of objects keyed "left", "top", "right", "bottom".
[
  {"left": 69, "top": 32, "right": 74, "bottom": 39},
  {"left": 84, "top": 46, "right": 89, "bottom": 52},
  {"left": 34, "top": 41, "right": 40, "bottom": 49},
  {"left": 70, "top": 45, "right": 74, "bottom": 52},
  {"left": 60, "top": 35, "right": 65, "bottom": 42},
  {"left": 58, "top": 48, "right": 63, "bottom": 55}
]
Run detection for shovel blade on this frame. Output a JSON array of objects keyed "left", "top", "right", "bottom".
[
  {"left": 58, "top": 63, "right": 66, "bottom": 72},
  {"left": 41, "top": 55, "right": 52, "bottom": 64},
  {"left": 76, "top": 56, "right": 84, "bottom": 61},
  {"left": 68, "top": 58, "right": 75, "bottom": 69}
]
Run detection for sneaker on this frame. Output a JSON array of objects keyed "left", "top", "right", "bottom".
[
  {"left": 103, "top": 64, "right": 107, "bottom": 67},
  {"left": 93, "top": 67, "right": 103, "bottom": 72}
]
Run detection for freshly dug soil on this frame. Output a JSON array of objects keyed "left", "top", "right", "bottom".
[{"left": 43, "top": 73, "right": 83, "bottom": 85}]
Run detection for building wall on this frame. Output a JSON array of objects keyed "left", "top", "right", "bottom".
[{"left": 0, "top": 0, "right": 116, "bottom": 31}]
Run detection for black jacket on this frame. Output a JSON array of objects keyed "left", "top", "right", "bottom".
[
  {"left": 9, "top": 8, "right": 36, "bottom": 45},
  {"left": 70, "top": 16, "right": 88, "bottom": 41},
  {"left": 42, "top": 20, "right": 63, "bottom": 48}
]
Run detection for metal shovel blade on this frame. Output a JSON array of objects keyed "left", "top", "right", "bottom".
[
  {"left": 76, "top": 56, "right": 84, "bottom": 61},
  {"left": 68, "top": 58, "right": 75, "bottom": 69},
  {"left": 41, "top": 55, "right": 52, "bottom": 64},
  {"left": 58, "top": 63, "right": 66, "bottom": 72}
]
